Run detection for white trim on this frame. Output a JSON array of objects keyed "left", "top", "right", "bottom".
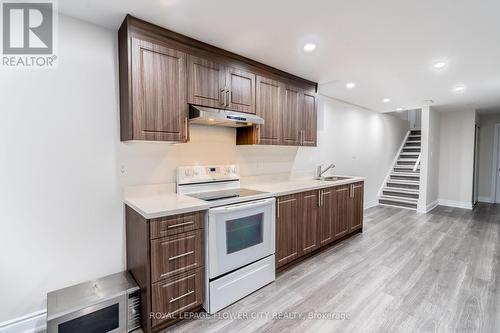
[
  {"left": 491, "top": 124, "right": 500, "bottom": 203},
  {"left": 378, "top": 130, "right": 410, "bottom": 197},
  {"left": 417, "top": 200, "right": 439, "bottom": 214},
  {"left": 438, "top": 199, "right": 473, "bottom": 210},
  {"left": 0, "top": 310, "right": 46, "bottom": 333},
  {"left": 364, "top": 199, "right": 378, "bottom": 210},
  {"left": 478, "top": 196, "right": 493, "bottom": 203}
]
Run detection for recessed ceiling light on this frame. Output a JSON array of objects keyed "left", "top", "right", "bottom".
[
  {"left": 303, "top": 43, "right": 316, "bottom": 53},
  {"left": 452, "top": 84, "right": 466, "bottom": 93},
  {"left": 396, "top": 107, "right": 403, "bottom": 111},
  {"left": 383, "top": 98, "right": 391, "bottom": 103},
  {"left": 433, "top": 61, "right": 447, "bottom": 69},
  {"left": 346, "top": 82, "right": 356, "bottom": 89}
]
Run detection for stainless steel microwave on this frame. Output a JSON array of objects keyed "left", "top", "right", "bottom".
[{"left": 47, "top": 271, "right": 140, "bottom": 333}]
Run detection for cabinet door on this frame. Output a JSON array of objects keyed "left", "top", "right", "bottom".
[
  {"left": 333, "top": 185, "right": 350, "bottom": 239},
  {"left": 255, "top": 76, "right": 282, "bottom": 144},
  {"left": 318, "top": 189, "right": 334, "bottom": 246},
  {"left": 187, "top": 55, "right": 226, "bottom": 108},
  {"left": 276, "top": 194, "right": 299, "bottom": 268},
  {"left": 301, "top": 91, "right": 318, "bottom": 146},
  {"left": 349, "top": 183, "right": 364, "bottom": 231},
  {"left": 227, "top": 68, "right": 256, "bottom": 114},
  {"left": 131, "top": 38, "right": 187, "bottom": 141},
  {"left": 280, "top": 85, "right": 302, "bottom": 146},
  {"left": 299, "top": 191, "right": 319, "bottom": 255}
]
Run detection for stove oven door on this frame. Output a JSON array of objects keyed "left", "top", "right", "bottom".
[{"left": 208, "top": 197, "right": 275, "bottom": 279}]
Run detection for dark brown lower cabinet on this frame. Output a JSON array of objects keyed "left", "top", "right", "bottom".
[
  {"left": 318, "top": 188, "right": 333, "bottom": 245},
  {"left": 275, "top": 194, "right": 300, "bottom": 268},
  {"left": 126, "top": 207, "right": 205, "bottom": 332},
  {"left": 276, "top": 182, "right": 364, "bottom": 270},
  {"left": 349, "top": 182, "right": 364, "bottom": 231},
  {"left": 333, "top": 185, "right": 350, "bottom": 239},
  {"left": 299, "top": 191, "right": 319, "bottom": 255}
]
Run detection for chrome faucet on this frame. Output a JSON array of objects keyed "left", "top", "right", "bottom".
[{"left": 315, "top": 163, "right": 336, "bottom": 179}]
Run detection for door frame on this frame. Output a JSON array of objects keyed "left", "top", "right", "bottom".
[
  {"left": 492, "top": 123, "right": 500, "bottom": 203},
  {"left": 472, "top": 125, "right": 480, "bottom": 205}
]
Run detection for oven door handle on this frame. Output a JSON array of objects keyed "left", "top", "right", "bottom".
[{"left": 210, "top": 197, "right": 275, "bottom": 213}]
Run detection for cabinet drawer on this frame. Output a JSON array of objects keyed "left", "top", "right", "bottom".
[
  {"left": 151, "top": 230, "right": 203, "bottom": 283},
  {"left": 150, "top": 212, "right": 204, "bottom": 239},
  {"left": 151, "top": 268, "right": 203, "bottom": 327}
]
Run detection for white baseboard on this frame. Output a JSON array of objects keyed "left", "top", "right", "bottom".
[
  {"left": 417, "top": 200, "right": 439, "bottom": 214},
  {"left": 0, "top": 310, "right": 46, "bottom": 333},
  {"left": 478, "top": 196, "right": 493, "bottom": 203},
  {"left": 438, "top": 199, "right": 473, "bottom": 210},
  {"left": 364, "top": 199, "right": 378, "bottom": 210}
]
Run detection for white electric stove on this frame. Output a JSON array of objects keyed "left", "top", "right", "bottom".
[{"left": 177, "top": 165, "right": 276, "bottom": 314}]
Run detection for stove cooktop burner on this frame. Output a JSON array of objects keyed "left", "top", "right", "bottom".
[{"left": 186, "top": 188, "right": 269, "bottom": 202}]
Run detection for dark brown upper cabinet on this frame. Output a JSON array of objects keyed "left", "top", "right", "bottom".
[
  {"left": 301, "top": 91, "right": 318, "bottom": 146},
  {"left": 119, "top": 15, "right": 317, "bottom": 143},
  {"left": 280, "top": 85, "right": 302, "bottom": 146},
  {"left": 187, "top": 55, "right": 227, "bottom": 109},
  {"left": 187, "top": 55, "right": 255, "bottom": 114},
  {"left": 254, "top": 76, "right": 283, "bottom": 144},
  {"left": 120, "top": 37, "right": 188, "bottom": 142},
  {"left": 226, "top": 67, "right": 256, "bottom": 114}
]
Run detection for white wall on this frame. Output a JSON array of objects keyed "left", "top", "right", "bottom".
[
  {"left": 438, "top": 109, "right": 476, "bottom": 208},
  {"left": 0, "top": 15, "right": 123, "bottom": 324},
  {"left": 477, "top": 113, "right": 500, "bottom": 202},
  {"left": 0, "top": 14, "right": 409, "bottom": 327},
  {"left": 419, "top": 106, "right": 440, "bottom": 212}
]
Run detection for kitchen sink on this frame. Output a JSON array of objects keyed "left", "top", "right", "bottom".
[{"left": 320, "top": 176, "right": 353, "bottom": 181}]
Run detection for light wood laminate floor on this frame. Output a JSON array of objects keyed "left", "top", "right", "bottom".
[{"left": 166, "top": 204, "right": 500, "bottom": 333}]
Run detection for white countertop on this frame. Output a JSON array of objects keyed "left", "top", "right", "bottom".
[
  {"left": 242, "top": 175, "right": 365, "bottom": 197},
  {"left": 124, "top": 185, "right": 209, "bottom": 219},
  {"left": 124, "top": 175, "right": 364, "bottom": 219}
]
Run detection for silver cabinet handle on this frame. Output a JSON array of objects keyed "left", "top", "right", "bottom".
[
  {"left": 168, "top": 251, "right": 194, "bottom": 261},
  {"left": 184, "top": 117, "right": 188, "bottom": 140},
  {"left": 220, "top": 88, "right": 225, "bottom": 106},
  {"left": 166, "top": 221, "right": 194, "bottom": 229},
  {"left": 226, "top": 89, "right": 230, "bottom": 107},
  {"left": 318, "top": 190, "right": 321, "bottom": 207},
  {"left": 169, "top": 290, "right": 194, "bottom": 303}
]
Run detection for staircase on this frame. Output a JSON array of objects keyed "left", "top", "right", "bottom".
[{"left": 379, "top": 129, "right": 421, "bottom": 210}]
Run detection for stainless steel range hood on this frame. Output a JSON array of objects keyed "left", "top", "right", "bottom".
[{"left": 189, "top": 105, "right": 264, "bottom": 128}]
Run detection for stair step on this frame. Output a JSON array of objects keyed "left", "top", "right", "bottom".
[
  {"left": 386, "top": 179, "right": 420, "bottom": 190},
  {"left": 402, "top": 148, "right": 421, "bottom": 153},
  {"left": 394, "top": 168, "right": 420, "bottom": 173},
  {"left": 383, "top": 188, "right": 419, "bottom": 199},
  {"left": 379, "top": 199, "right": 417, "bottom": 210},
  {"left": 392, "top": 172, "right": 420, "bottom": 177},
  {"left": 380, "top": 194, "right": 418, "bottom": 203},
  {"left": 397, "top": 158, "right": 418, "bottom": 164},
  {"left": 411, "top": 130, "right": 421, "bottom": 134},
  {"left": 405, "top": 141, "right": 421, "bottom": 147}
]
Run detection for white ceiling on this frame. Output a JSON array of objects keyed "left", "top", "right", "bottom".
[{"left": 59, "top": 0, "right": 500, "bottom": 113}]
